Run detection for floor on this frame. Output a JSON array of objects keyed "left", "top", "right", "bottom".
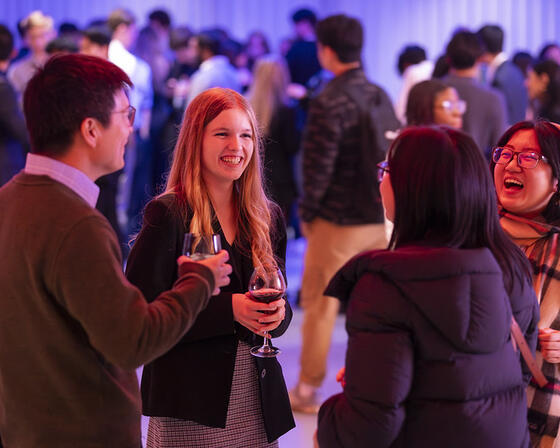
[{"left": 138, "top": 237, "right": 349, "bottom": 447}]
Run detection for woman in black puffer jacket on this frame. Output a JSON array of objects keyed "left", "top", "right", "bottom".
[{"left": 316, "top": 126, "right": 540, "bottom": 448}]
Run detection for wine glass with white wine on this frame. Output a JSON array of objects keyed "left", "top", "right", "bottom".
[{"left": 182, "top": 233, "right": 222, "bottom": 260}]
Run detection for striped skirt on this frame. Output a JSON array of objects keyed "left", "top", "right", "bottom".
[{"left": 146, "top": 341, "right": 278, "bottom": 448}]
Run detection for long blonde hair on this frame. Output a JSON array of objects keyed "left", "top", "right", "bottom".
[
  {"left": 247, "top": 55, "right": 290, "bottom": 135},
  {"left": 165, "top": 87, "right": 277, "bottom": 270}
]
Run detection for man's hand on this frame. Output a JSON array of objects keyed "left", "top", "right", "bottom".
[{"left": 177, "top": 250, "right": 232, "bottom": 295}]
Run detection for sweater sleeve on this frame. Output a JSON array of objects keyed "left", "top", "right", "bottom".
[
  {"left": 126, "top": 198, "right": 238, "bottom": 343},
  {"left": 50, "top": 213, "right": 213, "bottom": 370},
  {"left": 317, "top": 273, "right": 413, "bottom": 448}
]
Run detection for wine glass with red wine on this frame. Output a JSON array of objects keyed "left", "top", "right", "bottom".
[{"left": 248, "top": 267, "right": 286, "bottom": 358}]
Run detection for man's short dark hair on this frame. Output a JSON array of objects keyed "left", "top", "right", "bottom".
[
  {"left": 477, "top": 25, "right": 504, "bottom": 54},
  {"left": 59, "top": 22, "right": 80, "bottom": 35},
  {"left": 169, "top": 26, "right": 193, "bottom": 50},
  {"left": 148, "top": 9, "right": 171, "bottom": 28},
  {"left": 292, "top": 8, "right": 317, "bottom": 26},
  {"left": 107, "top": 9, "right": 136, "bottom": 33},
  {"left": 316, "top": 14, "right": 363, "bottom": 63},
  {"left": 197, "top": 30, "right": 223, "bottom": 56},
  {"left": 23, "top": 54, "right": 132, "bottom": 156},
  {"left": 397, "top": 45, "right": 427, "bottom": 75},
  {"left": 0, "top": 24, "right": 14, "bottom": 61},
  {"left": 46, "top": 37, "right": 79, "bottom": 55},
  {"left": 82, "top": 25, "right": 112, "bottom": 46},
  {"left": 446, "top": 31, "right": 484, "bottom": 70}
]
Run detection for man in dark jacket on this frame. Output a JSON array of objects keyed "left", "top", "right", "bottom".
[{"left": 290, "top": 14, "right": 400, "bottom": 413}]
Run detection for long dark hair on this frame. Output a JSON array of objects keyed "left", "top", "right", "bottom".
[
  {"left": 491, "top": 120, "right": 560, "bottom": 222},
  {"left": 387, "top": 126, "right": 531, "bottom": 293},
  {"left": 532, "top": 60, "right": 560, "bottom": 122}
]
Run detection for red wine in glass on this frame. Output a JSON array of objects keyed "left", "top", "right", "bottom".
[
  {"left": 249, "top": 267, "right": 285, "bottom": 358},
  {"left": 249, "top": 288, "right": 283, "bottom": 315}
]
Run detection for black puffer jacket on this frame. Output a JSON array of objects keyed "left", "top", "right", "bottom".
[{"left": 318, "top": 246, "right": 539, "bottom": 448}]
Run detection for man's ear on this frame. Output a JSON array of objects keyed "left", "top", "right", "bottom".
[{"left": 80, "top": 118, "right": 99, "bottom": 148}]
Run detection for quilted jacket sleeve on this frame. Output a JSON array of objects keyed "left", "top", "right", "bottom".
[{"left": 318, "top": 272, "right": 414, "bottom": 448}]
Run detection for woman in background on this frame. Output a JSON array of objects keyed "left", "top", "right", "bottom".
[
  {"left": 316, "top": 126, "right": 538, "bottom": 448},
  {"left": 126, "top": 88, "right": 294, "bottom": 447},
  {"left": 492, "top": 120, "right": 560, "bottom": 447},
  {"left": 247, "top": 55, "right": 300, "bottom": 224},
  {"left": 406, "top": 79, "right": 465, "bottom": 129},
  {"left": 525, "top": 60, "right": 560, "bottom": 123}
]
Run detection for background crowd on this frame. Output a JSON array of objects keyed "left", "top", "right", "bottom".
[{"left": 2, "top": 3, "right": 560, "bottom": 448}]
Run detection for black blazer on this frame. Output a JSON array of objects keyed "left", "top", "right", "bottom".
[{"left": 125, "top": 194, "right": 295, "bottom": 442}]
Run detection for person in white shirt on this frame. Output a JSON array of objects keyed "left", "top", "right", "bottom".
[
  {"left": 186, "top": 30, "right": 241, "bottom": 105},
  {"left": 394, "top": 45, "right": 433, "bottom": 125},
  {"left": 107, "top": 8, "right": 154, "bottom": 236}
]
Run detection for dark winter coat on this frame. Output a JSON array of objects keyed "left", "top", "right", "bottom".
[{"left": 318, "top": 245, "right": 539, "bottom": 448}]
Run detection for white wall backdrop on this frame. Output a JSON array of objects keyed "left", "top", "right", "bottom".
[{"left": 2, "top": 0, "right": 559, "bottom": 99}]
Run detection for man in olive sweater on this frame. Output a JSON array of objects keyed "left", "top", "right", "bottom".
[{"left": 0, "top": 54, "right": 231, "bottom": 447}]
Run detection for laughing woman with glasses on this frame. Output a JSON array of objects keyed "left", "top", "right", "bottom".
[{"left": 492, "top": 120, "right": 560, "bottom": 448}]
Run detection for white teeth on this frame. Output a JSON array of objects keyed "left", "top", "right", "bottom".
[
  {"left": 505, "top": 178, "right": 523, "bottom": 188},
  {"left": 221, "top": 156, "right": 241, "bottom": 164}
]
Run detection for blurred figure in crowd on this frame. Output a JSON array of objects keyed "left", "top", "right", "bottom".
[
  {"left": 406, "top": 79, "right": 465, "bottom": 129},
  {"left": 526, "top": 60, "right": 560, "bottom": 123},
  {"left": 80, "top": 25, "right": 111, "bottom": 59},
  {"left": 539, "top": 43, "right": 560, "bottom": 65},
  {"left": 248, "top": 55, "right": 300, "bottom": 224},
  {"left": 477, "top": 24, "right": 528, "bottom": 125},
  {"left": 513, "top": 51, "right": 535, "bottom": 79},
  {"left": 394, "top": 44, "right": 433, "bottom": 124},
  {"left": 186, "top": 30, "right": 241, "bottom": 104},
  {"left": 108, "top": 8, "right": 154, "bottom": 238},
  {"left": 8, "top": 10, "right": 55, "bottom": 102},
  {"left": 286, "top": 8, "right": 321, "bottom": 87},
  {"left": 0, "top": 24, "right": 28, "bottom": 186},
  {"left": 443, "top": 30, "right": 507, "bottom": 156}
]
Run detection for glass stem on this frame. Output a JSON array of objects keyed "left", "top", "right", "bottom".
[{"left": 262, "top": 331, "right": 271, "bottom": 351}]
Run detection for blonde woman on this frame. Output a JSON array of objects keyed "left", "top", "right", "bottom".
[
  {"left": 126, "top": 88, "right": 295, "bottom": 447},
  {"left": 248, "top": 55, "right": 299, "bottom": 222}
]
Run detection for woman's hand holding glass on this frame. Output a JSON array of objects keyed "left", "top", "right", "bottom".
[{"left": 232, "top": 293, "right": 286, "bottom": 336}]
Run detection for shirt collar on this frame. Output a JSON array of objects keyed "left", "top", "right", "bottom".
[
  {"left": 488, "top": 52, "right": 508, "bottom": 81},
  {"left": 108, "top": 39, "right": 137, "bottom": 75},
  {"left": 24, "top": 153, "right": 100, "bottom": 207},
  {"left": 199, "top": 55, "right": 228, "bottom": 71}
]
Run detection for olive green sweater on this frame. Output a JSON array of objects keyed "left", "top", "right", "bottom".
[{"left": 0, "top": 173, "right": 214, "bottom": 447}]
